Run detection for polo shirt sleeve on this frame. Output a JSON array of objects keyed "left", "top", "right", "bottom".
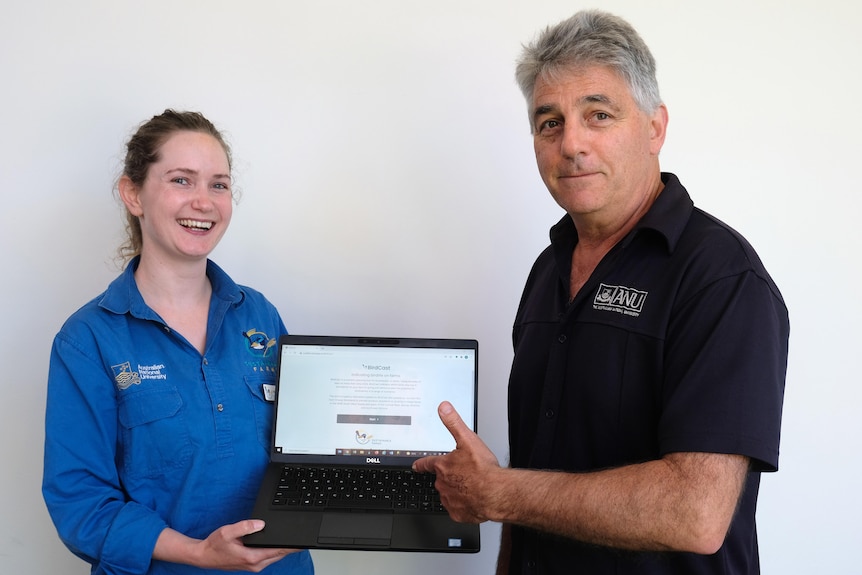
[
  {"left": 658, "top": 268, "right": 789, "bottom": 472},
  {"left": 43, "top": 332, "right": 166, "bottom": 574}
]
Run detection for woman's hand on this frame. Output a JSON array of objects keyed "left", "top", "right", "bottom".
[{"left": 154, "top": 519, "right": 301, "bottom": 572}]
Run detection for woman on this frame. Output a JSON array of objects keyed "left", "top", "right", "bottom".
[{"left": 42, "top": 110, "right": 313, "bottom": 574}]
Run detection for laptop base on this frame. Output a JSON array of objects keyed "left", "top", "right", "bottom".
[{"left": 244, "top": 507, "right": 480, "bottom": 553}]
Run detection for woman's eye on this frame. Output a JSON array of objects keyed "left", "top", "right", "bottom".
[{"left": 172, "top": 177, "right": 189, "bottom": 185}]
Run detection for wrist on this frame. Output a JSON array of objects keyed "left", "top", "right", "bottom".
[
  {"left": 483, "top": 466, "right": 517, "bottom": 523},
  {"left": 153, "top": 527, "right": 205, "bottom": 568}
]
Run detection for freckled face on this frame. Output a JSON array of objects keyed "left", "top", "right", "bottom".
[
  {"left": 121, "top": 131, "right": 233, "bottom": 265},
  {"left": 531, "top": 65, "right": 667, "bottom": 226}
]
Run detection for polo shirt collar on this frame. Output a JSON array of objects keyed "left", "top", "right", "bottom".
[
  {"left": 549, "top": 172, "right": 694, "bottom": 255},
  {"left": 631, "top": 172, "right": 694, "bottom": 253},
  {"left": 98, "top": 256, "right": 244, "bottom": 319}
]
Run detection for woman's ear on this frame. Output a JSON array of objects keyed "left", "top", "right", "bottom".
[{"left": 118, "top": 175, "right": 143, "bottom": 217}]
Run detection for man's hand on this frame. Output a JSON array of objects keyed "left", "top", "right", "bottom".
[{"left": 412, "top": 401, "right": 502, "bottom": 523}]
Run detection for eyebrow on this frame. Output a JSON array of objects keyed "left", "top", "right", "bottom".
[
  {"left": 165, "top": 167, "right": 232, "bottom": 180},
  {"left": 582, "top": 93, "right": 615, "bottom": 106},
  {"left": 531, "top": 104, "right": 555, "bottom": 125},
  {"left": 532, "top": 93, "right": 621, "bottom": 124}
]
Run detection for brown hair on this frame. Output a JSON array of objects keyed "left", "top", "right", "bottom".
[{"left": 116, "top": 109, "right": 232, "bottom": 264}]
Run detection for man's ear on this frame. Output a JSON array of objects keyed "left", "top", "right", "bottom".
[
  {"left": 649, "top": 104, "right": 669, "bottom": 156},
  {"left": 118, "top": 175, "right": 143, "bottom": 217}
]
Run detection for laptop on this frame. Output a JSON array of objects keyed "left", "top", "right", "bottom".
[{"left": 243, "top": 335, "right": 480, "bottom": 553}]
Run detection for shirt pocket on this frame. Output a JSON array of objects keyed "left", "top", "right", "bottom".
[
  {"left": 243, "top": 374, "right": 275, "bottom": 451},
  {"left": 117, "top": 383, "right": 193, "bottom": 479}
]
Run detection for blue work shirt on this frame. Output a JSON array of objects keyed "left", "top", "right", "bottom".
[{"left": 43, "top": 257, "right": 313, "bottom": 575}]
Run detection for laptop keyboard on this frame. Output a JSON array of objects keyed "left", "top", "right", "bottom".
[{"left": 271, "top": 465, "right": 446, "bottom": 513}]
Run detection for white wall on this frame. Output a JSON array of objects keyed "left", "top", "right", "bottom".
[{"left": 1, "top": 0, "right": 859, "bottom": 572}]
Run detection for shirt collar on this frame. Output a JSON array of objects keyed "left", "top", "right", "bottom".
[
  {"left": 98, "top": 256, "right": 244, "bottom": 318},
  {"left": 549, "top": 172, "right": 694, "bottom": 255}
]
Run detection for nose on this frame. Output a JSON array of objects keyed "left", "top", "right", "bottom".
[
  {"left": 559, "top": 121, "right": 589, "bottom": 160},
  {"left": 190, "top": 183, "right": 214, "bottom": 211}
]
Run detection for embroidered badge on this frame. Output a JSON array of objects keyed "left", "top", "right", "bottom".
[
  {"left": 593, "top": 283, "right": 648, "bottom": 317},
  {"left": 112, "top": 362, "right": 142, "bottom": 390},
  {"left": 242, "top": 329, "right": 277, "bottom": 357}
]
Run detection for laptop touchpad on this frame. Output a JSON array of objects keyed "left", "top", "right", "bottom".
[{"left": 318, "top": 512, "right": 393, "bottom": 546}]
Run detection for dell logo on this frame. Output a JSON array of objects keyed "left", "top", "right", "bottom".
[{"left": 366, "top": 457, "right": 381, "bottom": 464}]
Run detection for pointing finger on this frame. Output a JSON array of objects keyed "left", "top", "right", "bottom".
[{"left": 412, "top": 454, "right": 441, "bottom": 473}]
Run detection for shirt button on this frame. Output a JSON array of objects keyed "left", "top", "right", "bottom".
[
  {"left": 545, "top": 409, "right": 555, "bottom": 418},
  {"left": 217, "top": 403, "right": 224, "bottom": 412},
  {"left": 558, "top": 334, "right": 567, "bottom": 343},
  {"left": 203, "top": 358, "right": 209, "bottom": 365}
]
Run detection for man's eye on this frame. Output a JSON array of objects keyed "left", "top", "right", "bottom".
[
  {"left": 594, "top": 112, "right": 610, "bottom": 121},
  {"left": 539, "top": 119, "right": 561, "bottom": 132}
]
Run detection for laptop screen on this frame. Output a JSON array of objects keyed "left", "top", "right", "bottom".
[{"left": 271, "top": 336, "right": 477, "bottom": 465}]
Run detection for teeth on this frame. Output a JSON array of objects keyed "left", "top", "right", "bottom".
[{"left": 178, "top": 219, "right": 213, "bottom": 230}]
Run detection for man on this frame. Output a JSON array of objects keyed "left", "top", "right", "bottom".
[{"left": 413, "top": 10, "right": 789, "bottom": 574}]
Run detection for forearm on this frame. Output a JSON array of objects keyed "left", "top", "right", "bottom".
[
  {"left": 413, "top": 403, "right": 747, "bottom": 555},
  {"left": 153, "top": 528, "right": 204, "bottom": 567},
  {"left": 485, "top": 452, "right": 748, "bottom": 554}
]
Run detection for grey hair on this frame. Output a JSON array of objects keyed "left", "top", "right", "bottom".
[{"left": 515, "top": 10, "right": 662, "bottom": 116}]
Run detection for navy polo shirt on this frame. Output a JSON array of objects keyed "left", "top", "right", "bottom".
[{"left": 507, "top": 173, "right": 789, "bottom": 574}]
